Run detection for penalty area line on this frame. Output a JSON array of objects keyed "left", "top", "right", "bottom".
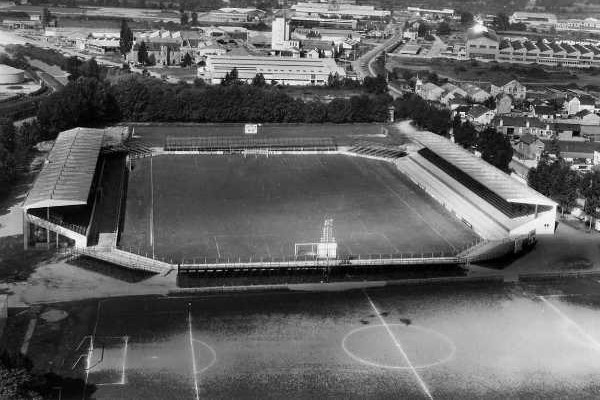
[
  {"left": 363, "top": 290, "right": 434, "bottom": 400},
  {"left": 188, "top": 305, "right": 200, "bottom": 400},
  {"left": 539, "top": 296, "right": 600, "bottom": 352}
]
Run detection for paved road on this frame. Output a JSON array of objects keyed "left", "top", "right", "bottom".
[{"left": 353, "top": 32, "right": 406, "bottom": 98}]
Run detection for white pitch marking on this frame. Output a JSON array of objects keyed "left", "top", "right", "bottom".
[
  {"left": 364, "top": 291, "right": 434, "bottom": 400},
  {"left": 149, "top": 155, "right": 155, "bottom": 259},
  {"left": 20, "top": 318, "right": 37, "bottom": 355},
  {"left": 540, "top": 296, "right": 600, "bottom": 352},
  {"left": 214, "top": 236, "right": 221, "bottom": 259},
  {"left": 188, "top": 306, "right": 200, "bottom": 400},
  {"left": 121, "top": 336, "right": 129, "bottom": 385}
]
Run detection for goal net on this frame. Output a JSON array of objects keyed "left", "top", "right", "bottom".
[{"left": 295, "top": 243, "right": 318, "bottom": 257}]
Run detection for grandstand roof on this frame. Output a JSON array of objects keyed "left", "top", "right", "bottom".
[
  {"left": 405, "top": 127, "right": 556, "bottom": 206},
  {"left": 24, "top": 128, "right": 104, "bottom": 210}
]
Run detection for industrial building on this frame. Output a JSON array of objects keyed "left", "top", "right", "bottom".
[
  {"left": 199, "top": 55, "right": 346, "bottom": 85},
  {"left": 291, "top": 2, "right": 390, "bottom": 19},
  {"left": 465, "top": 25, "right": 600, "bottom": 68}
]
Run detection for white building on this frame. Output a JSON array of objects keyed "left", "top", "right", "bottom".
[
  {"left": 509, "top": 12, "right": 557, "bottom": 26},
  {"left": 200, "top": 55, "right": 346, "bottom": 85},
  {"left": 271, "top": 17, "right": 299, "bottom": 51},
  {"left": 291, "top": 2, "right": 390, "bottom": 19},
  {"left": 555, "top": 18, "right": 600, "bottom": 33}
]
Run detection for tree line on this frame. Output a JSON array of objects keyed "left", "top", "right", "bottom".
[
  {"left": 528, "top": 143, "right": 600, "bottom": 223},
  {"left": 36, "top": 73, "right": 393, "bottom": 138}
]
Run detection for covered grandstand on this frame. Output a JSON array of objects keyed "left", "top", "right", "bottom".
[
  {"left": 399, "top": 123, "right": 557, "bottom": 241},
  {"left": 346, "top": 141, "right": 407, "bottom": 161},
  {"left": 22, "top": 128, "right": 106, "bottom": 249},
  {"left": 164, "top": 136, "right": 338, "bottom": 152}
]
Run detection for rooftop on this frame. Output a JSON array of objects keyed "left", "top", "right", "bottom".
[
  {"left": 23, "top": 128, "right": 104, "bottom": 210},
  {"left": 404, "top": 127, "right": 556, "bottom": 206}
]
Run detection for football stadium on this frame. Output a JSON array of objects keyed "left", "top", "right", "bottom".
[{"left": 21, "top": 122, "right": 557, "bottom": 275}]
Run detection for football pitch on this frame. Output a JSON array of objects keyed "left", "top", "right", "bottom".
[
  {"left": 13, "top": 279, "right": 600, "bottom": 399},
  {"left": 119, "top": 154, "right": 478, "bottom": 263}
]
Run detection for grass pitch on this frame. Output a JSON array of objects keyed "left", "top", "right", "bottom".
[
  {"left": 119, "top": 154, "right": 478, "bottom": 263},
  {"left": 12, "top": 279, "right": 600, "bottom": 399}
]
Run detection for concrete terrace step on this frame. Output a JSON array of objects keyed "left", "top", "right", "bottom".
[{"left": 75, "top": 247, "right": 173, "bottom": 274}]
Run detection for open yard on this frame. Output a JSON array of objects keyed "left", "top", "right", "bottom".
[
  {"left": 119, "top": 154, "right": 478, "bottom": 263},
  {"left": 9, "top": 278, "right": 600, "bottom": 399}
]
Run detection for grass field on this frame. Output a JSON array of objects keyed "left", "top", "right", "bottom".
[
  {"left": 119, "top": 154, "right": 478, "bottom": 263},
  {"left": 10, "top": 278, "right": 600, "bottom": 399}
]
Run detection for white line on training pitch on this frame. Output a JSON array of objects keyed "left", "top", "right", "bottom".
[
  {"left": 121, "top": 336, "right": 129, "bottom": 385},
  {"left": 188, "top": 305, "right": 200, "bottom": 400},
  {"left": 364, "top": 291, "right": 434, "bottom": 400},
  {"left": 149, "top": 155, "right": 155, "bottom": 259},
  {"left": 20, "top": 318, "right": 37, "bottom": 356},
  {"left": 540, "top": 296, "right": 600, "bottom": 352}
]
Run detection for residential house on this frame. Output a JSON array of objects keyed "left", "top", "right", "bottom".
[
  {"left": 440, "top": 82, "right": 467, "bottom": 106},
  {"left": 415, "top": 79, "right": 444, "bottom": 101},
  {"left": 496, "top": 94, "right": 513, "bottom": 115},
  {"left": 543, "top": 140, "right": 600, "bottom": 166},
  {"left": 127, "top": 42, "right": 182, "bottom": 66},
  {"left": 459, "top": 82, "right": 491, "bottom": 103},
  {"left": 490, "top": 79, "right": 526, "bottom": 101},
  {"left": 493, "top": 115, "right": 553, "bottom": 138},
  {"left": 466, "top": 105, "right": 495, "bottom": 126},
  {"left": 514, "top": 133, "right": 545, "bottom": 161},
  {"left": 553, "top": 122, "right": 583, "bottom": 141},
  {"left": 564, "top": 95, "right": 598, "bottom": 115},
  {"left": 530, "top": 104, "right": 557, "bottom": 119}
]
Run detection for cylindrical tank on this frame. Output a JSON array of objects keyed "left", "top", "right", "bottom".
[{"left": 0, "top": 64, "right": 25, "bottom": 85}]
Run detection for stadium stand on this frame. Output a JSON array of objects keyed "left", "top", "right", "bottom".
[
  {"left": 23, "top": 128, "right": 105, "bottom": 249},
  {"left": 418, "top": 148, "right": 548, "bottom": 218},
  {"left": 346, "top": 141, "right": 406, "bottom": 160},
  {"left": 399, "top": 122, "right": 556, "bottom": 239},
  {"left": 164, "top": 136, "right": 337, "bottom": 152}
]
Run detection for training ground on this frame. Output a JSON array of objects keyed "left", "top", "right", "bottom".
[
  {"left": 9, "top": 278, "right": 600, "bottom": 399},
  {"left": 119, "top": 154, "right": 479, "bottom": 264}
]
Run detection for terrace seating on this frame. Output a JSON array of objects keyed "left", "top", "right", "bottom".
[
  {"left": 164, "top": 136, "right": 337, "bottom": 152},
  {"left": 347, "top": 141, "right": 406, "bottom": 160},
  {"left": 398, "top": 157, "right": 508, "bottom": 240},
  {"left": 418, "top": 148, "right": 536, "bottom": 219}
]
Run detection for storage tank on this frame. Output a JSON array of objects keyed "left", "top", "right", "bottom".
[{"left": 0, "top": 64, "right": 25, "bottom": 85}]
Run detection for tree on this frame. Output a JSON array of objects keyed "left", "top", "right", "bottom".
[
  {"left": 119, "top": 19, "right": 134, "bottom": 58},
  {"left": 64, "top": 56, "right": 82, "bottom": 81},
  {"left": 79, "top": 58, "right": 101, "bottom": 79},
  {"left": 221, "top": 67, "right": 239, "bottom": 86},
  {"left": 181, "top": 52, "right": 193, "bottom": 67},
  {"left": 453, "top": 121, "right": 477, "bottom": 149},
  {"left": 437, "top": 21, "right": 451, "bottom": 36},
  {"left": 180, "top": 11, "right": 188, "bottom": 25},
  {"left": 0, "top": 358, "right": 42, "bottom": 400},
  {"left": 417, "top": 22, "right": 429, "bottom": 38},
  {"left": 477, "top": 127, "right": 513, "bottom": 172},
  {"left": 137, "top": 41, "right": 149, "bottom": 66},
  {"left": 581, "top": 171, "right": 600, "bottom": 228},
  {"left": 191, "top": 11, "right": 198, "bottom": 25},
  {"left": 460, "top": 11, "right": 474, "bottom": 26},
  {"left": 363, "top": 74, "right": 387, "bottom": 94},
  {"left": 493, "top": 13, "right": 510, "bottom": 31},
  {"left": 251, "top": 73, "right": 266, "bottom": 87},
  {"left": 41, "top": 7, "right": 52, "bottom": 27}
]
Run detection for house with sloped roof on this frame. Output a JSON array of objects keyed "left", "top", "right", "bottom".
[
  {"left": 466, "top": 105, "right": 495, "bottom": 125},
  {"left": 514, "top": 133, "right": 545, "bottom": 161},
  {"left": 459, "top": 82, "right": 491, "bottom": 103},
  {"left": 530, "top": 104, "right": 557, "bottom": 119},
  {"left": 493, "top": 115, "right": 553, "bottom": 137},
  {"left": 415, "top": 79, "right": 444, "bottom": 101},
  {"left": 490, "top": 78, "right": 526, "bottom": 101},
  {"left": 496, "top": 94, "right": 513, "bottom": 115}
]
